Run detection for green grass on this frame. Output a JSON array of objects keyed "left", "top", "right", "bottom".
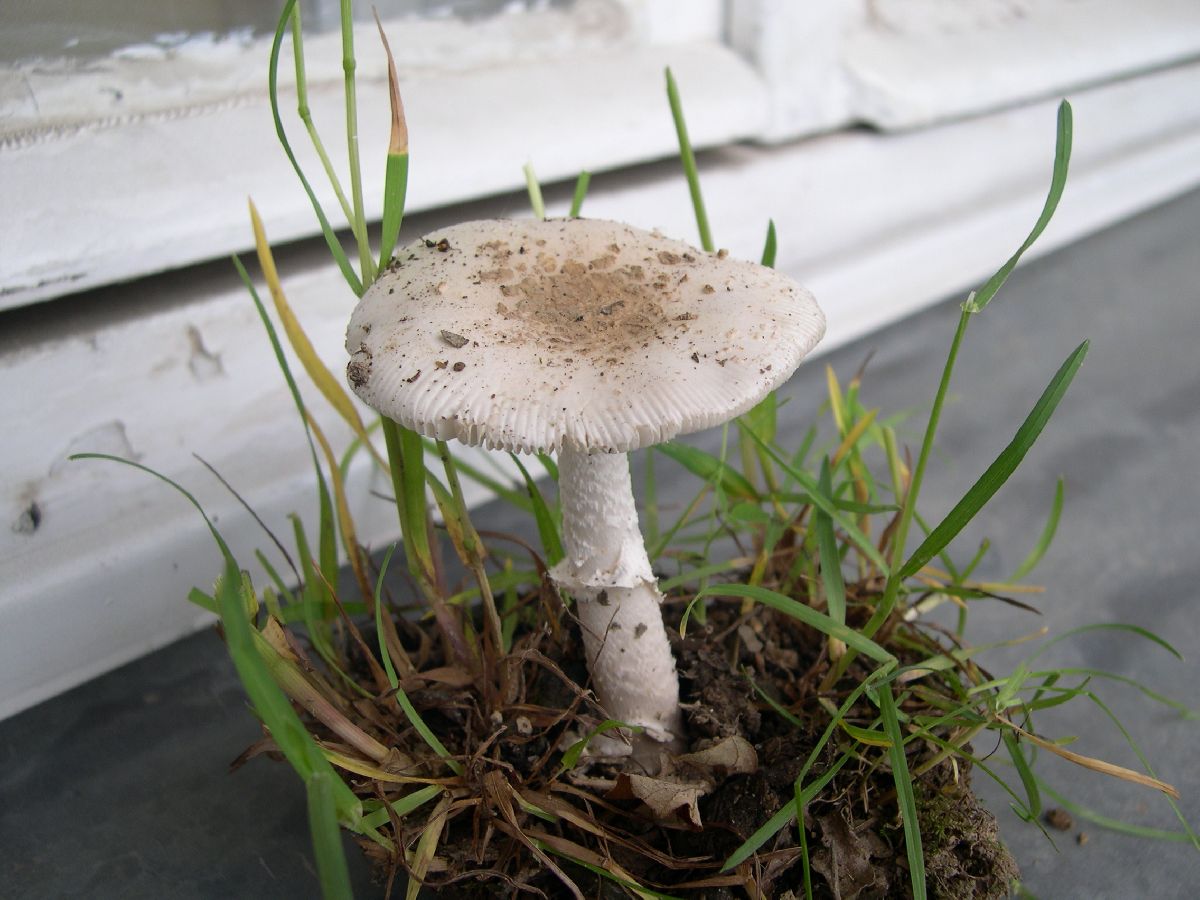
[{"left": 72, "top": 6, "right": 1198, "bottom": 899}]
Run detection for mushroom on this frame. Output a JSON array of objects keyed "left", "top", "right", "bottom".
[{"left": 345, "top": 218, "right": 824, "bottom": 752}]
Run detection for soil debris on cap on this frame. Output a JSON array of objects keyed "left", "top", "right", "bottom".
[
  {"left": 491, "top": 261, "right": 671, "bottom": 359},
  {"left": 346, "top": 344, "right": 372, "bottom": 388},
  {"left": 440, "top": 330, "right": 469, "bottom": 348}
]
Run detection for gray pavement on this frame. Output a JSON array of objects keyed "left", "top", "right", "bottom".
[{"left": 2, "top": 188, "right": 1198, "bottom": 898}]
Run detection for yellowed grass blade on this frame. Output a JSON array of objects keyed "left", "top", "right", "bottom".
[
  {"left": 254, "top": 623, "right": 392, "bottom": 763},
  {"left": 248, "top": 198, "right": 386, "bottom": 470},
  {"left": 526, "top": 829, "right": 657, "bottom": 899},
  {"left": 1004, "top": 719, "right": 1179, "bottom": 798},
  {"left": 919, "top": 565, "right": 1046, "bottom": 595},
  {"left": 486, "top": 773, "right": 584, "bottom": 900},
  {"left": 321, "top": 748, "right": 444, "bottom": 785},
  {"left": 305, "top": 409, "right": 375, "bottom": 602},
  {"left": 406, "top": 794, "right": 451, "bottom": 900},
  {"left": 825, "top": 364, "right": 847, "bottom": 434},
  {"left": 832, "top": 408, "right": 879, "bottom": 467},
  {"left": 373, "top": 9, "right": 409, "bottom": 156}
]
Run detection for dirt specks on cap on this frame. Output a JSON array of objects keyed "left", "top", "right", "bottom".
[
  {"left": 493, "top": 262, "right": 675, "bottom": 362},
  {"left": 347, "top": 344, "right": 373, "bottom": 388}
]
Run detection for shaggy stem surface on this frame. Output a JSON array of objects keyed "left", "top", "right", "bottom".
[{"left": 552, "top": 448, "right": 683, "bottom": 748}]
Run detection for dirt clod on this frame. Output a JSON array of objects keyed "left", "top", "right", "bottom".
[
  {"left": 255, "top": 560, "right": 1019, "bottom": 899},
  {"left": 1044, "top": 807, "right": 1073, "bottom": 831}
]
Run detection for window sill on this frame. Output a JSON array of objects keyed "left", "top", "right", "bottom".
[{"left": 1, "top": 38, "right": 764, "bottom": 311}]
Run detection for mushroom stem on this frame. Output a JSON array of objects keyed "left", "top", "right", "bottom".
[{"left": 551, "top": 447, "right": 683, "bottom": 748}]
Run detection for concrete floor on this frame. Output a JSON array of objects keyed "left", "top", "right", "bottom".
[{"left": 2, "top": 188, "right": 1198, "bottom": 898}]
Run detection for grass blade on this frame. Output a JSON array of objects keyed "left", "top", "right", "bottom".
[
  {"left": 289, "top": 5, "right": 357, "bottom": 235},
  {"left": 524, "top": 162, "right": 546, "bottom": 220},
  {"left": 248, "top": 201, "right": 384, "bottom": 469},
  {"left": 394, "top": 684, "right": 464, "bottom": 776},
  {"left": 657, "top": 442, "right": 758, "bottom": 502},
  {"left": 1002, "top": 730, "right": 1041, "bottom": 820},
  {"left": 374, "top": 10, "right": 410, "bottom": 270},
  {"left": 723, "top": 677, "right": 884, "bottom": 870},
  {"left": 360, "top": 785, "right": 443, "bottom": 830},
  {"left": 380, "top": 418, "right": 434, "bottom": 584},
  {"left": 900, "top": 341, "right": 1089, "bottom": 579},
  {"left": 306, "top": 412, "right": 376, "bottom": 609},
  {"left": 1039, "top": 782, "right": 1197, "bottom": 843},
  {"left": 406, "top": 796, "right": 451, "bottom": 900},
  {"left": 510, "top": 453, "right": 564, "bottom": 565},
  {"left": 569, "top": 170, "right": 591, "bottom": 218},
  {"left": 1001, "top": 718, "right": 1178, "bottom": 798},
  {"left": 969, "top": 101, "right": 1073, "bottom": 313},
  {"left": 815, "top": 459, "right": 846, "bottom": 629},
  {"left": 760, "top": 219, "right": 777, "bottom": 268},
  {"left": 373, "top": 543, "right": 400, "bottom": 689},
  {"left": 741, "top": 427, "right": 892, "bottom": 574},
  {"left": 70, "top": 454, "right": 362, "bottom": 826},
  {"left": 307, "top": 770, "right": 354, "bottom": 900},
  {"left": 1032, "top": 622, "right": 1183, "bottom": 662},
  {"left": 1009, "top": 477, "right": 1064, "bottom": 581},
  {"left": 697, "top": 584, "right": 896, "bottom": 665},
  {"left": 338, "top": 0, "right": 374, "bottom": 285},
  {"left": 268, "top": 0, "right": 362, "bottom": 295},
  {"left": 856, "top": 103, "right": 1074, "bottom": 653},
  {"left": 232, "top": 250, "right": 346, "bottom": 626},
  {"left": 231, "top": 253, "right": 344, "bottom": 601},
  {"left": 423, "top": 438, "right": 530, "bottom": 511},
  {"left": 665, "top": 67, "right": 713, "bottom": 252},
  {"left": 878, "top": 683, "right": 926, "bottom": 899}
]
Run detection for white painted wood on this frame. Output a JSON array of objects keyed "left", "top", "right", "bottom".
[
  {"left": 846, "top": 0, "right": 1200, "bottom": 130},
  {"left": 0, "top": 4, "right": 756, "bottom": 312},
  {"left": 3, "top": 62, "right": 1200, "bottom": 720},
  {"left": 730, "top": 0, "right": 1200, "bottom": 140},
  {"left": 727, "top": 0, "right": 866, "bottom": 140}
]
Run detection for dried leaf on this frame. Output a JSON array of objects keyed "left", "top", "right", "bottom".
[
  {"left": 610, "top": 772, "right": 708, "bottom": 830},
  {"left": 678, "top": 735, "right": 758, "bottom": 776},
  {"left": 810, "top": 808, "right": 891, "bottom": 900},
  {"left": 606, "top": 736, "right": 759, "bottom": 829}
]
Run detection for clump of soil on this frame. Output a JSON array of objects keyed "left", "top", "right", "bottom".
[{"left": 245, "top": 571, "right": 1019, "bottom": 899}]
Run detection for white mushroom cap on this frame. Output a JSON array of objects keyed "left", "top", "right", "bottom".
[{"left": 345, "top": 218, "right": 825, "bottom": 453}]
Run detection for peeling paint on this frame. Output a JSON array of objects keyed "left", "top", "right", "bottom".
[
  {"left": 11, "top": 500, "right": 41, "bottom": 535},
  {"left": 49, "top": 420, "right": 137, "bottom": 476},
  {"left": 186, "top": 325, "right": 224, "bottom": 382}
]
